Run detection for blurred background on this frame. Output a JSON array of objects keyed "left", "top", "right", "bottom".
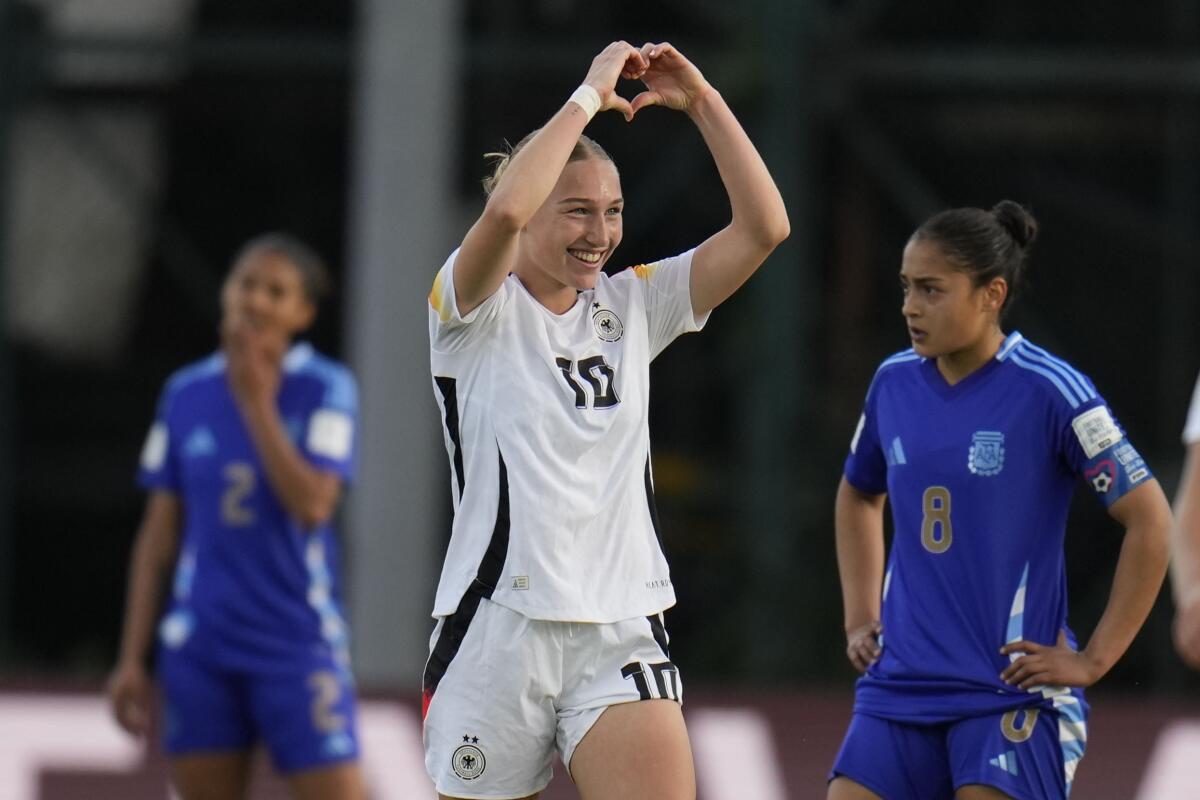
[{"left": 3, "top": 0, "right": 1200, "bottom": 797}]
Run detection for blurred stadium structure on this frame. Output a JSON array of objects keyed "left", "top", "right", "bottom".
[{"left": 2, "top": 0, "right": 1200, "bottom": 797}]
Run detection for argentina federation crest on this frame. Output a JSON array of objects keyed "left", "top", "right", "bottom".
[{"left": 968, "top": 431, "right": 1005, "bottom": 477}]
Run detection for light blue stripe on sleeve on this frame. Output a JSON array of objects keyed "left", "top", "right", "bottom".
[
  {"left": 1015, "top": 344, "right": 1095, "bottom": 403},
  {"left": 1020, "top": 341, "right": 1097, "bottom": 397},
  {"left": 1008, "top": 351, "right": 1083, "bottom": 408}
]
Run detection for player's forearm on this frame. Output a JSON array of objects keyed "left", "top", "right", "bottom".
[
  {"left": 1170, "top": 446, "right": 1200, "bottom": 605},
  {"left": 117, "top": 522, "right": 177, "bottom": 666},
  {"left": 1083, "top": 507, "right": 1170, "bottom": 678},
  {"left": 835, "top": 480, "right": 886, "bottom": 631},
  {"left": 453, "top": 100, "right": 592, "bottom": 315},
  {"left": 238, "top": 398, "right": 339, "bottom": 528},
  {"left": 485, "top": 102, "right": 592, "bottom": 229},
  {"left": 837, "top": 534, "right": 884, "bottom": 631},
  {"left": 687, "top": 89, "right": 790, "bottom": 253},
  {"left": 684, "top": 90, "right": 789, "bottom": 314}
]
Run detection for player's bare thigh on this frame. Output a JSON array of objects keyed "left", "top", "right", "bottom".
[
  {"left": 569, "top": 699, "right": 695, "bottom": 800},
  {"left": 287, "top": 760, "right": 368, "bottom": 800},
  {"left": 827, "top": 776, "right": 882, "bottom": 800},
  {"left": 170, "top": 751, "right": 253, "bottom": 800}
]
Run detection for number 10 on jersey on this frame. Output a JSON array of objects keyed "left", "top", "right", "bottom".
[{"left": 555, "top": 356, "right": 620, "bottom": 410}]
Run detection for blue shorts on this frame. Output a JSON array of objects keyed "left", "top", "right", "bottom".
[
  {"left": 830, "top": 704, "right": 1086, "bottom": 800},
  {"left": 158, "top": 648, "right": 360, "bottom": 773}
]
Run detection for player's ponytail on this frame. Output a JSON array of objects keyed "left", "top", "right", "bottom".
[
  {"left": 911, "top": 200, "right": 1038, "bottom": 316},
  {"left": 481, "top": 132, "right": 616, "bottom": 197}
]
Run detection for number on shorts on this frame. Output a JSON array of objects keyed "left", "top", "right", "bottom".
[
  {"left": 307, "top": 670, "right": 346, "bottom": 733},
  {"left": 1001, "top": 708, "right": 1039, "bottom": 743},
  {"left": 921, "top": 486, "right": 952, "bottom": 554},
  {"left": 221, "top": 462, "right": 256, "bottom": 527},
  {"left": 620, "top": 660, "right": 680, "bottom": 702},
  {"left": 555, "top": 356, "right": 620, "bottom": 410}
]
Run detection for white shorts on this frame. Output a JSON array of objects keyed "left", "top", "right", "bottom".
[{"left": 421, "top": 592, "right": 682, "bottom": 800}]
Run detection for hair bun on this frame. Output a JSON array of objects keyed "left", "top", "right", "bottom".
[{"left": 992, "top": 200, "right": 1038, "bottom": 248}]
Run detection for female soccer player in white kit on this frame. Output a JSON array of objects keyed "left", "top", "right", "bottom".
[{"left": 423, "top": 40, "right": 789, "bottom": 800}]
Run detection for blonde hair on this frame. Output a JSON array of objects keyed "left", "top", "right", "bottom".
[{"left": 482, "top": 131, "right": 615, "bottom": 196}]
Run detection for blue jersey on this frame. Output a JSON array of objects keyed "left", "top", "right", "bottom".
[
  {"left": 844, "top": 332, "right": 1151, "bottom": 723},
  {"left": 138, "top": 342, "right": 358, "bottom": 673}
]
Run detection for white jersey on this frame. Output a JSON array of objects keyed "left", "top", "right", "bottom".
[
  {"left": 427, "top": 247, "right": 709, "bottom": 622},
  {"left": 1185, "top": 372, "right": 1200, "bottom": 444}
]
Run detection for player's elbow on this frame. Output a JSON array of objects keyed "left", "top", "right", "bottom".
[
  {"left": 1129, "top": 497, "right": 1173, "bottom": 571},
  {"left": 295, "top": 489, "right": 340, "bottom": 529},
  {"left": 1145, "top": 508, "right": 1174, "bottom": 563},
  {"left": 296, "top": 501, "right": 336, "bottom": 530},
  {"left": 293, "top": 473, "right": 343, "bottom": 530},
  {"left": 739, "top": 211, "right": 790, "bottom": 257},
  {"left": 480, "top": 196, "right": 526, "bottom": 234},
  {"left": 761, "top": 211, "right": 791, "bottom": 249}
]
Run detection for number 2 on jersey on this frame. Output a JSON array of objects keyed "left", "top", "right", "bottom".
[
  {"left": 921, "top": 486, "right": 952, "bottom": 553},
  {"left": 221, "top": 461, "right": 256, "bottom": 527},
  {"left": 555, "top": 356, "right": 620, "bottom": 409}
]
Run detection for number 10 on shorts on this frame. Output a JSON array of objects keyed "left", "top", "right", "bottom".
[{"left": 621, "top": 660, "right": 681, "bottom": 702}]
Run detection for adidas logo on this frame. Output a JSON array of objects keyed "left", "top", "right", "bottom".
[
  {"left": 885, "top": 436, "right": 907, "bottom": 467},
  {"left": 989, "top": 750, "right": 1018, "bottom": 776},
  {"left": 184, "top": 426, "right": 217, "bottom": 458}
]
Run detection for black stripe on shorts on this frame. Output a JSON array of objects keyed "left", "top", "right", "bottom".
[{"left": 423, "top": 450, "right": 512, "bottom": 708}]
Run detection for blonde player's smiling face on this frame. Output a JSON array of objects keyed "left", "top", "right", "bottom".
[
  {"left": 517, "top": 157, "right": 623, "bottom": 313},
  {"left": 899, "top": 238, "right": 1001, "bottom": 361}
]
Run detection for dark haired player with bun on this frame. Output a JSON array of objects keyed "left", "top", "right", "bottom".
[{"left": 828, "top": 202, "right": 1171, "bottom": 800}]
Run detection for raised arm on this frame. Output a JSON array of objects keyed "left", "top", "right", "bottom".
[
  {"left": 835, "top": 477, "right": 888, "bottom": 673},
  {"left": 629, "top": 42, "right": 790, "bottom": 317},
  {"left": 1172, "top": 442, "right": 1200, "bottom": 667},
  {"left": 1002, "top": 479, "right": 1171, "bottom": 688},
  {"left": 224, "top": 322, "right": 344, "bottom": 529},
  {"left": 108, "top": 491, "right": 181, "bottom": 736},
  {"left": 453, "top": 41, "right": 647, "bottom": 317}
]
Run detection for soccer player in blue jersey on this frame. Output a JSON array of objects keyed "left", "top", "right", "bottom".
[
  {"left": 828, "top": 201, "right": 1171, "bottom": 800},
  {"left": 107, "top": 234, "right": 366, "bottom": 800}
]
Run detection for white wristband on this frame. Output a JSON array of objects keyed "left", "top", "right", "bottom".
[{"left": 568, "top": 84, "right": 602, "bottom": 121}]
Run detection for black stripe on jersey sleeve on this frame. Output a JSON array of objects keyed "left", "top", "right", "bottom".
[
  {"left": 470, "top": 451, "right": 510, "bottom": 598},
  {"left": 435, "top": 376, "right": 465, "bottom": 498},
  {"left": 644, "top": 457, "right": 666, "bottom": 558}
]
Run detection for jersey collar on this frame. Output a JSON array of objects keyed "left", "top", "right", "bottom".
[{"left": 920, "top": 330, "right": 1020, "bottom": 399}]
